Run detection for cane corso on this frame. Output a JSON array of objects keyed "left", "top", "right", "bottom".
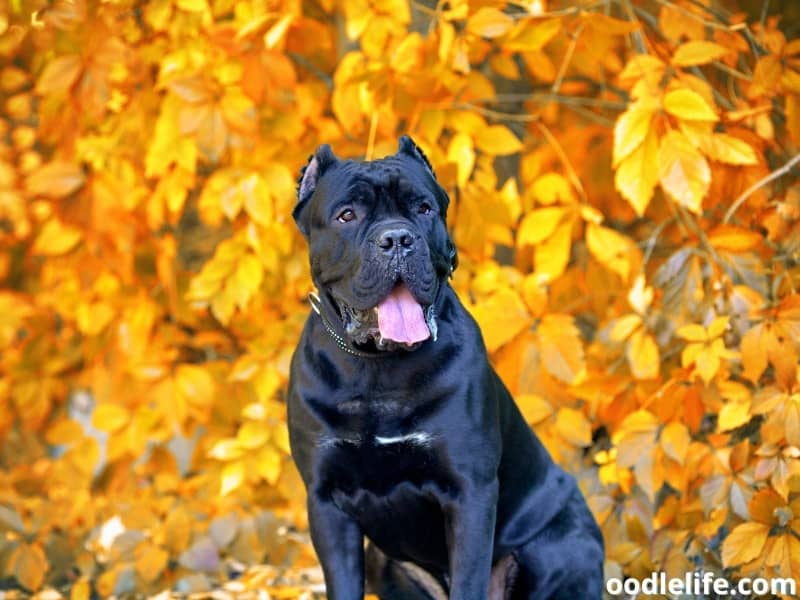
[{"left": 287, "top": 136, "right": 604, "bottom": 599}]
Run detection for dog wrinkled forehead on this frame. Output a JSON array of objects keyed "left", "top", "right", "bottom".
[{"left": 293, "top": 136, "right": 448, "bottom": 236}]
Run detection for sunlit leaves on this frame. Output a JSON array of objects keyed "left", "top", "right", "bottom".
[
  {"left": 1, "top": 0, "right": 798, "bottom": 595},
  {"left": 657, "top": 130, "right": 711, "bottom": 214}
]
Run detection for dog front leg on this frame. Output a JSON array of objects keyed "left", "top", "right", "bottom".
[
  {"left": 444, "top": 482, "right": 498, "bottom": 600},
  {"left": 307, "top": 495, "right": 364, "bottom": 600}
]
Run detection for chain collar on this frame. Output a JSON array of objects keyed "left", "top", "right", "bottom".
[{"left": 308, "top": 291, "right": 390, "bottom": 359}]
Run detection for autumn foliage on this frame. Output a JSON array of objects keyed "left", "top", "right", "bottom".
[{"left": 1, "top": 0, "right": 799, "bottom": 596}]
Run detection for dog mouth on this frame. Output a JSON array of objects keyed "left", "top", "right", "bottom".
[{"left": 333, "top": 282, "right": 438, "bottom": 352}]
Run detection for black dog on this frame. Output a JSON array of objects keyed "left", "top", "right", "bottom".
[{"left": 288, "top": 136, "right": 604, "bottom": 599}]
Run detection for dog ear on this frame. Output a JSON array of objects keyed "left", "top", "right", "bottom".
[
  {"left": 294, "top": 144, "right": 338, "bottom": 236},
  {"left": 397, "top": 135, "right": 436, "bottom": 179}
]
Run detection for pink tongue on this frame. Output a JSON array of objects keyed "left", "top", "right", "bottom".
[{"left": 377, "top": 284, "right": 430, "bottom": 345}]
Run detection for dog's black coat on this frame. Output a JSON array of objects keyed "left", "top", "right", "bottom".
[{"left": 288, "top": 137, "right": 604, "bottom": 599}]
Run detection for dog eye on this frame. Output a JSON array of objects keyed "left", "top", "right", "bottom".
[
  {"left": 418, "top": 202, "right": 433, "bottom": 215},
  {"left": 337, "top": 209, "right": 356, "bottom": 223}
]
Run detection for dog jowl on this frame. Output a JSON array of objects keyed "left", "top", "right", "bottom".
[{"left": 288, "top": 136, "right": 604, "bottom": 599}]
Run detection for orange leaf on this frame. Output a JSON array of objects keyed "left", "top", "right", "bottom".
[
  {"left": 660, "top": 422, "right": 690, "bottom": 464},
  {"left": 35, "top": 54, "right": 82, "bottom": 94},
  {"left": 26, "top": 160, "right": 85, "bottom": 197},
  {"left": 134, "top": 542, "right": 169, "bottom": 583},
  {"left": 708, "top": 225, "right": 761, "bottom": 251}
]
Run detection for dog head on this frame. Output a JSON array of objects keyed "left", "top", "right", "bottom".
[{"left": 294, "top": 136, "right": 457, "bottom": 352}]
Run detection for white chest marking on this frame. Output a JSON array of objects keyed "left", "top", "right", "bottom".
[{"left": 374, "top": 432, "right": 432, "bottom": 446}]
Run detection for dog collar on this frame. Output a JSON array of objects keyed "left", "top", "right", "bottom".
[{"left": 308, "top": 291, "right": 390, "bottom": 359}]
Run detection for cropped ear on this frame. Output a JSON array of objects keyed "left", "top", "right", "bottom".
[
  {"left": 294, "top": 144, "right": 338, "bottom": 236},
  {"left": 397, "top": 135, "right": 436, "bottom": 179}
]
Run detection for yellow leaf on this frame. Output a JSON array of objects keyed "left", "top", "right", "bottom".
[
  {"left": 609, "top": 314, "right": 642, "bottom": 342},
  {"left": 257, "top": 446, "right": 281, "bottom": 484},
  {"left": 694, "top": 344, "right": 722, "bottom": 384},
  {"left": 672, "top": 41, "right": 731, "bottom": 67},
  {"left": 613, "top": 100, "right": 655, "bottom": 166},
  {"left": 517, "top": 207, "right": 567, "bottom": 247},
  {"left": 701, "top": 133, "right": 759, "bottom": 165},
  {"left": 26, "top": 160, "right": 85, "bottom": 197},
  {"left": 628, "top": 275, "right": 653, "bottom": 314},
  {"left": 586, "top": 223, "right": 631, "bottom": 280},
  {"left": 45, "top": 418, "right": 84, "bottom": 445},
  {"left": 35, "top": 54, "right": 82, "bottom": 95},
  {"left": 537, "top": 314, "right": 585, "bottom": 384},
  {"left": 447, "top": 133, "right": 475, "bottom": 187},
  {"left": 502, "top": 18, "right": 560, "bottom": 52},
  {"left": 663, "top": 88, "right": 719, "bottom": 122},
  {"left": 555, "top": 407, "right": 592, "bottom": 447},
  {"left": 468, "top": 288, "right": 531, "bottom": 353},
  {"left": 32, "top": 218, "right": 83, "bottom": 256},
  {"left": 209, "top": 439, "right": 244, "bottom": 461},
  {"left": 272, "top": 424, "right": 291, "bottom": 454},
  {"left": 237, "top": 421, "right": 269, "bottom": 449},
  {"left": 613, "top": 409, "right": 659, "bottom": 469},
  {"left": 134, "top": 542, "right": 169, "bottom": 583},
  {"left": 474, "top": 125, "right": 522, "bottom": 155},
  {"left": 176, "top": 364, "right": 215, "bottom": 408},
  {"left": 718, "top": 401, "right": 752, "bottom": 432},
  {"left": 627, "top": 329, "right": 660, "bottom": 379},
  {"left": 11, "top": 542, "right": 47, "bottom": 591},
  {"left": 221, "top": 460, "right": 245, "bottom": 495},
  {"left": 92, "top": 403, "right": 130, "bottom": 432},
  {"left": 677, "top": 323, "right": 707, "bottom": 342},
  {"left": 516, "top": 394, "right": 553, "bottom": 424},
  {"left": 534, "top": 220, "right": 572, "bottom": 280},
  {"left": 615, "top": 128, "right": 659, "bottom": 216},
  {"left": 264, "top": 14, "right": 293, "bottom": 49},
  {"left": 657, "top": 130, "right": 711, "bottom": 213},
  {"left": 722, "top": 522, "right": 769, "bottom": 567},
  {"left": 531, "top": 173, "right": 574, "bottom": 205},
  {"left": 71, "top": 579, "right": 90, "bottom": 600},
  {"left": 467, "top": 7, "right": 514, "bottom": 39},
  {"left": 660, "top": 422, "right": 690, "bottom": 464},
  {"left": 707, "top": 316, "right": 729, "bottom": 339}
]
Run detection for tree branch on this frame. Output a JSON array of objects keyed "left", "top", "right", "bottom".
[{"left": 723, "top": 153, "right": 800, "bottom": 224}]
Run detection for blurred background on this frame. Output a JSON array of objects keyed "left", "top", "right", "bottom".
[{"left": 0, "top": 0, "right": 799, "bottom": 597}]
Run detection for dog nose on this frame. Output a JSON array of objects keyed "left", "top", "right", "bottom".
[{"left": 377, "top": 228, "right": 415, "bottom": 254}]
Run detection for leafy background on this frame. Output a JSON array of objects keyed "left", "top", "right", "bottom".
[{"left": 1, "top": 0, "right": 799, "bottom": 597}]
